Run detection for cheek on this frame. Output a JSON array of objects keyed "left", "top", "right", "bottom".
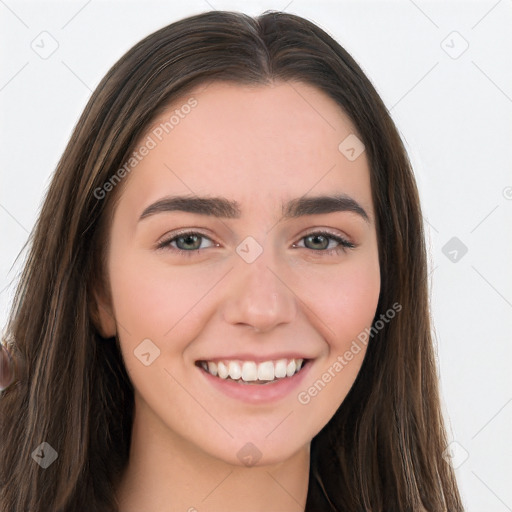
[
  {"left": 294, "top": 258, "right": 379, "bottom": 427},
  {"left": 109, "top": 250, "right": 209, "bottom": 338},
  {"left": 333, "top": 263, "right": 380, "bottom": 339},
  {"left": 298, "top": 254, "right": 381, "bottom": 349},
  {"left": 110, "top": 244, "right": 380, "bottom": 348}
]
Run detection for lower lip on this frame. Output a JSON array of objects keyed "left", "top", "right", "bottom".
[{"left": 198, "top": 360, "right": 313, "bottom": 404}]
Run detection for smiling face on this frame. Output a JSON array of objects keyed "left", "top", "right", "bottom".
[{"left": 96, "top": 80, "right": 380, "bottom": 467}]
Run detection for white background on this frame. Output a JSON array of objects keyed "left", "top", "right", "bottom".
[{"left": 1, "top": 1, "right": 511, "bottom": 510}]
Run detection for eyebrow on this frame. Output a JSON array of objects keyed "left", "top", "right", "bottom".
[{"left": 139, "top": 194, "right": 370, "bottom": 223}]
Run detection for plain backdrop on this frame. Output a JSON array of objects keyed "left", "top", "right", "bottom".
[{"left": 1, "top": 1, "right": 511, "bottom": 510}]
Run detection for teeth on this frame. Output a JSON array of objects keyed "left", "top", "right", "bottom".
[
  {"left": 241, "top": 361, "right": 257, "bottom": 381},
  {"left": 286, "top": 360, "right": 296, "bottom": 377},
  {"left": 207, "top": 361, "right": 217, "bottom": 376},
  {"left": 200, "top": 358, "right": 306, "bottom": 383},
  {"left": 274, "top": 359, "right": 287, "bottom": 378},
  {"left": 217, "top": 361, "right": 229, "bottom": 379},
  {"left": 228, "top": 361, "right": 242, "bottom": 380},
  {"left": 257, "top": 361, "right": 274, "bottom": 381}
]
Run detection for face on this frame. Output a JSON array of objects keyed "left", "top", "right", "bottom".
[{"left": 97, "top": 80, "right": 380, "bottom": 466}]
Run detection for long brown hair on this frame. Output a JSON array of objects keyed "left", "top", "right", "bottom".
[{"left": 0, "top": 10, "right": 464, "bottom": 511}]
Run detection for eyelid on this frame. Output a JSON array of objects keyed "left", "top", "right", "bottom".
[
  {"left": 155, "top": 228, "right": 217, "bottom": 251},
  {"left": 300, "top": 227, "right": 354, "bottom": 245},
  {"left": 156, "top": 227, "right": 356, "bottom": 255}
]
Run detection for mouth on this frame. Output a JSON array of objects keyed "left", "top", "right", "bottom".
[{"left": 195, "top": 358, "right": 309, "bottom": 385}]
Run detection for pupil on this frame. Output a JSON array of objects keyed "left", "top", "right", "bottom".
[
  {"left": 309, "top": 234, "right": 327, "bottom": 250},
  {"left": 181, "top": 235, "right": 199, "bottom": 250}
]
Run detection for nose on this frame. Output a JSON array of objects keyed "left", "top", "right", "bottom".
[{"left": 221, "top": 248, "right": 297, "bottom": 333}]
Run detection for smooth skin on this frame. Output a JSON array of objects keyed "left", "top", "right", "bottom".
[{"left": 96, "top": 80, "right": 381, "bottom": 512}]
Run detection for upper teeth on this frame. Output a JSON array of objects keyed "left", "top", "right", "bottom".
[{"left": 200, "top": 358, "right": 304, "bottom": 382}]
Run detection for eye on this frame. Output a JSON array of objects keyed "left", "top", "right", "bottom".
[
  {"left": 156, "top": 230, "right": 216, "bottom": 256},
  {"left": 293, "top": 231, "right": 355, "bottom": 256},
  {"left": 156, "top": 229, "right": 356, "bottom": 257}
]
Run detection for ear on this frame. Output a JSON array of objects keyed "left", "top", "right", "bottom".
[{"left": 89, "top": 284, "right": 117, "bottom": 339}]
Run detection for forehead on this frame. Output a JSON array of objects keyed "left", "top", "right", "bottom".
[{"left": 118, "top": 80, "right": 372, "bottom": 218}]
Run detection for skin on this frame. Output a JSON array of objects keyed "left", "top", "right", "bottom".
[{"left": 96, "top": 80, "right": 380, "bottom": 512}]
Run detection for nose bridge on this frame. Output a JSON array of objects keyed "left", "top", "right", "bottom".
[{"left": 222, "top": 235, "right": 296, "bottom": 332}]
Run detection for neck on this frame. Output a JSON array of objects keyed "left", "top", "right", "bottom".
[{"left": 116, "top": 397, "right": 310, "bottom": 512}]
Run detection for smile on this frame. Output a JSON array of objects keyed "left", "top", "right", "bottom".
[
  {"left": 195, "top": 353, "right": 314, "bottom": 403},
  {"left": 196, "top": 358, "right": 305, "bottom": 384}
]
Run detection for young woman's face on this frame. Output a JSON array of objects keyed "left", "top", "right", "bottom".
[{"left": 98, "top": 81, "right": 380, "bottom": 466}]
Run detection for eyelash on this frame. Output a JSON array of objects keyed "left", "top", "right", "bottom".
[{"left": 156, "top": 229, "right": 356, "bottom": 257}]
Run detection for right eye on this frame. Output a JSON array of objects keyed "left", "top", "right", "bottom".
[{"left": 157, "top": 230, "right": 217, "bottom": 256}]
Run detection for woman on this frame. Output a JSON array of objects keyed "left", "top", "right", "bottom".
[{"left": 0, "top": 9, "right": 464, "bottom": 511}]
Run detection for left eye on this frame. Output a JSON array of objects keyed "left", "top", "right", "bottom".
[
  {"left": 157, "top": 230, "right": 355, "bottom": 256},
  {"left": 294, "top": 232, "right": 355, "bottom": 255}
]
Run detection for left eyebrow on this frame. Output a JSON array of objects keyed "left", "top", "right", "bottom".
[{"left": 138, "top": 194, "right": 370, "bottom": 223}]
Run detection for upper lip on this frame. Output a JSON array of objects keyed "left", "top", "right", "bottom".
[{"left": 196, "top": 353, "right": 313, "bottom": 364}]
